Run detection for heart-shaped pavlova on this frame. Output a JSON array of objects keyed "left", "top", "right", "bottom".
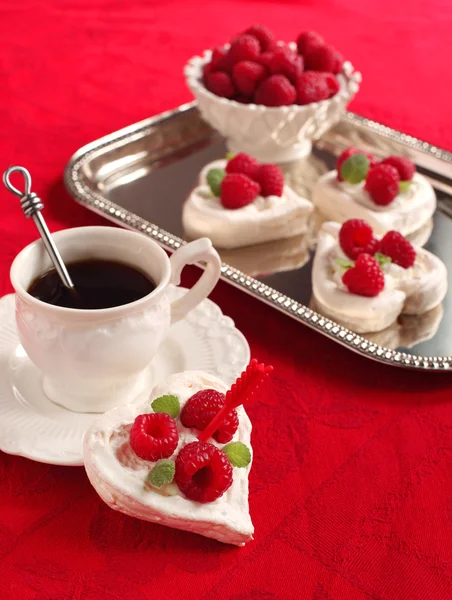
[{"left": 83, "top": 360, "right": 272, "bottom": 546}]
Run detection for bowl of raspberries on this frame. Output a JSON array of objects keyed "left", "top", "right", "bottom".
[{"left": 185, "top": 25, "right": 361, "bottom": 164}]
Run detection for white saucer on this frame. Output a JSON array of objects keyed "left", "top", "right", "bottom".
[{"left": 0, "top": 288, "right": 250, "bottom": 466}]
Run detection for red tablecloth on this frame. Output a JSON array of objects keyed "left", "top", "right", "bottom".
[{"left": 1, "top": 2, "right": 452, "bottom": 599}]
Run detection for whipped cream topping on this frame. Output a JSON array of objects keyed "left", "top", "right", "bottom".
[
  {"left": 183, "top": 160, "right": 313, "bottom": 249},
  {"left": 84, "top": 371, "right": 254, "bottom": 546},
  {"left": 312, "top": 222, "right": 447, "bottom": 333},
  {"left": 312, "top": 171, "right": 436, "bottom": 241}
]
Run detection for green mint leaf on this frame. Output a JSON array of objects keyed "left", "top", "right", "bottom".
[
  {"left": 336, "top": 257, "right": 354, "bottom": 270},
  {"left": 375, "top": 252, "right": 392, "bottom": 266},
  {"left": 340, "top": 153, "right": 369, "bottom": 184},
  {"left": 223, "top": 441, "right": 251, "bottom": 468},
  {"left": 151, "top": 394, "right": 180, "bottom": 419},
  {"left": 148, "top": 460, "right": 175, "bottom": 488},
  {"left": 206, "top": 168, "right": 226, "bottom": 196},
  {"left": 225, "top": 152, "right": 235, "bottom": 160},
  {"left": 399, "top": 180, "right": 412, "bottom": 193}
]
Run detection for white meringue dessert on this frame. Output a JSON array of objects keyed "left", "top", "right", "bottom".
[
  {"left": 84, "top": 371, "right": 254, "bottom": 546},
  {"left": 182, "top": 159, "right": 313, "bottom": 249},
  {"left": 312, "top": 222, "right": 447, "bottom": 333},
  {"left": 312, "top": 153, "right": 436, "bottom": 243}
]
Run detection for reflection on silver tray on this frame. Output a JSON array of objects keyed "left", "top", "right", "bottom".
[{"left": 65, "top": 102, "right": 452, "bottom": 371}]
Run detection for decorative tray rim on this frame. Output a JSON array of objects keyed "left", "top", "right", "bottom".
[{"left": 64, "top": 101, "right": 452, "bottom": 372}]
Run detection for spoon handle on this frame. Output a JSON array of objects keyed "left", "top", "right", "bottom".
[
  {"left": 32, "top": 211, "right": 74, "bottom": 289},
  {"left": 3, "top": 166, "right": 75, "bottom": 290}
]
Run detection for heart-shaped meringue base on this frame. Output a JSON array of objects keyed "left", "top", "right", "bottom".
[
  {"left": 312, "top": 222, "right": 447, "bottom": 333},
  {"left": 312, "top": 171, "right": 436, "bottom": 244},
  {"left": 84, "top": 371, "right": 254, "bottom": 546}
]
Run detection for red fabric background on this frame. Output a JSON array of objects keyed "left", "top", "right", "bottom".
[{"left": 1, "top": 1, "right": 452, "bottom": 599}]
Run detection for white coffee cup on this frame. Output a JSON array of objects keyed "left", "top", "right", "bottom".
[{"left": 10, "top": 226, "right": 222, "bottom": 413}]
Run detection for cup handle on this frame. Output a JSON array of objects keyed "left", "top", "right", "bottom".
[{"left": 169, "top": 238, "right": 222, "bottom": 324}]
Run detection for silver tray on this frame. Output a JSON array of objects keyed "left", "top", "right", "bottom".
[{"left": 65, "top": 102, "right": 452, "bottom": 371}]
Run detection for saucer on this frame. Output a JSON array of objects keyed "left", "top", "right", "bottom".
[{"left": 0, "top": 287, "right": 250, "bottom": 466}]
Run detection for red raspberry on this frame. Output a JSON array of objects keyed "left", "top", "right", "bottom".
[
  {"left": 220, "top": 173, "right": 261, "bottom": 209},
  {"left": 228, "top": 34, "right": 260, "bottom": 65},
  {"left": 336, "top": 147, "right": 378, "bottom": 182},
  {"left": 380, "top": 156, "right": 415, "bottom": 181},
  {"left": 232, "top": 60, "right": 266, "bottom": 96},
  {"left": 365, "top": 164, "right": 400, "bottom": 206},
  {"left": 255, "top": 163, "right": 284, "bottom": 197},
  {"left": 180, "top": 389, "right": 239, "bottom": 443},
  {"left": 202, "top": 62, "right": 213, "bottom": 84},
  {"left": 295, "top": 71, "right": 330, "bottom": 104},
  {"left": 226, "top": 152, "right": 260, "bottom": 180},
  {"left": 205, "top": 71, "right": 235, "bottom": 99},
  {"left": 129, "top": 413, "right": 178, "bottom": 461},
  {"left": 379, "top": 231, "right": 416, "bottom": 269},
  {"left": 304, "top": 44, "right": 337, "bottom": 72},
  {"left": 322, "top": 72, "right": 340, "bottom": 97},
  {"left": 296, "top": 31, "right": 324, "bottom": 56},
  {"left": 175, "top": 441, "right": 233, "bottom": 503},
  {"left": 268, "top": 46, "right": 304, "bottom": 84},
  {"left": 342, "top": 254, "right": 385, "bottom": 297},
  {"left": 244, "top": 25, "right": 275, "bottom": 52},
  {"left": 339, "top": 219, "right": 379, "bottom": 260},
  {"left": 210, "top": 46, "right": 228, "bottom": 71},
  {"left": 258, "top": 51, "right": 274, "bottom": 72},
  {"left": 234, "top": 94, "right": 252, "bottom": 104},
  {"left": 254, "top": 74, "right": 296, "bottom": 106},
  {"left": 332, "top": 50, "right": 344, "bottom": 74}
]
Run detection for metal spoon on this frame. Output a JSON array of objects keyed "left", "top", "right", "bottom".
[{"left": 3, "top": 166, "right": 75, "bottom": 290}]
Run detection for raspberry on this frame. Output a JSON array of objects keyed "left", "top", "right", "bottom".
[
  {"left": 258, "top": 51, "right": 274, "bottom": 72},
  {"left": 332, "top": 50, "right": 344, "bottom": 74},
  {"left": 268, "top": 46, "right": 304, "bottom": 84},
  {"left": 322, "top": 72, "right": 340, "bottom": 97},
  {"left": 244, "top": 25, "right": 275, "bottom": 52},
  {"left": 175, "top": 441, "right": 233, "bottom": 503},
  {"left": 365, "top": 164, "right": 400, "bottom": 206},
  {"left": 336, "top": 147, "right": 378, "bottom": 181},
  {"left": 234, "top": 94, "right": 252, "bottom": 104},
  {"left": 342, "top": 254, "right": 385, "bottom": 297},
  {"left": 205, "top": 71, "right": 235, "bottom": 98},
  {"left": 380, "top": 156, "right": 415, "bottom": 181},
  {"left": 232, "top": 60, "right": 266, "bottom": 96},
  {"left": 296, "top": 31, "right": 324, "bottom": 56},
  {"left": 220, "top": 173, "right": 261, "bottom": 209},
  {"left": 129, "top": 413, "right": 178, "bottom": 461},
  {"left": 210, "top": 46, "right": 228, "bottom": 70},
  {"left": 295, "top": 71, "right": 330, "bottom": 104},
  {"left": 339, "top": 219, "right": 379, "bottom": 260},
  {"left": 255, "top": 163, "right": 284, "bottom": 197},
  {"left": 254, "top": 74, "right": 296, "bottom": 106},
  {"left": 180, "top": 389, "right": 239, "bottom": 443},
  {"left": 379, "top": 231, "right": 416, "bottom": 269},
  {"left": 304, "top": 44, "right": 337, "bottom": 72},
  {"left": 228, "top": 34, "right": 260, "bottom": 65},
  {"left": 226, "top": 152, "right": 260, "bottom": 180},
  {"left": 202, "top": 62, "right": 213, "bottom": 84}
]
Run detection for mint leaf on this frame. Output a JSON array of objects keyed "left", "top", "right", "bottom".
[
  {"left": 223, "top": 441, "right": 251, "bottom": 468},
  {"left": 399, "top": 180, "right": 412, "bottom": 193},
  {"left": 375, "top": 252, "right": 392, "bottom": 267},
  {"left": 336, "top": 257, "right": 354, "bottom": 270},
  {"left": 206, "top": 168, "right": 226, "bottom": 196},
  {"left": 148, "top": 460, "right": 175, "bottom": 488},
  {"left": 151, "top": 394, "right": 180, "bottom": 419},
  {"left": 340, "top": 153, "right": 369, "bottom": 184},
  {"left": 225, "top": 152, "right": 235, "bottom": 160}
]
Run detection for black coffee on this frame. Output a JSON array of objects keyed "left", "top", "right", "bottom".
[{"left": 28, "top": 259, "right": 156, "bottom": 310}]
